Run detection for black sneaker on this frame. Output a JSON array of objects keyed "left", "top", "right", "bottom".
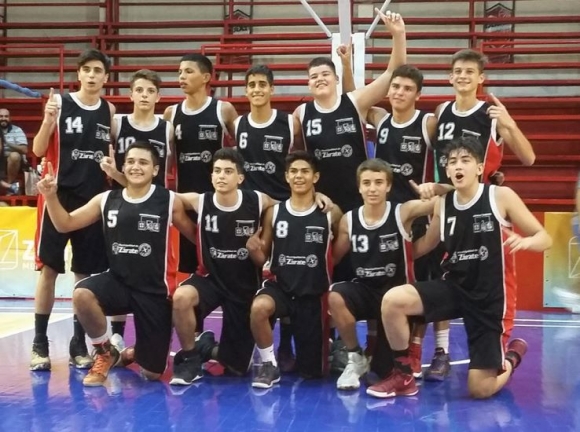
[
  {"left": 252, "top": 361, "right": 281, "bottom": 389},
  {"left": 69, "top": 337, "right": 94, "bottom": 369},
  {"left": 195, "top": 331, "right": 218, "bottom": 363},
  {"left": 170, "top": 352, "right": 203, "bottom": 386},
  {"left": 30, "top": 338, "right": 51, "bottom": 371}
]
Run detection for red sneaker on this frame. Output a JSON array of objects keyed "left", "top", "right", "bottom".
[
  {"left": 506, "top": 338, "right": 528, "bottom": 370},
  {"left": 366, "top": 369, "right": 418, "bottom": 399},
  {"left": 408, "top": 343, "right": 423, "bottom": 379}
]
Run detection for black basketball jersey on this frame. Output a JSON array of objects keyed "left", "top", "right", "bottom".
[
  {"left": 171, "top": 97, "right": 226, "bottom": 193},
  {"left": 269, "top": 201, "right": 332, "bottom": 296},
  {"left": 375, "top": 110, "right": 434, "bottom": 204},
  {"left": 48, "top": 93, "right": 111, "bottom": 200},
  {"left": 440, "top": 184, "right": 516, "bottom": 303},
  {"left": 347, "top": 203, "right": 414, "bottom": 289},
  {"left": 113, "top": 115, "right": 171, "bottom": 188},
  {"left": 434, "top": 101, "right": 502, "bottom": 185},
  {"left": 197, "top": 189, "right": 262, "bottom": 293},
  {"left": 299, "top": 93, "right": 367, "bottom": 212},
  {"left": 235, "top": 110, "right": 293, "bottom": 201},
  {"left": 101, "top": 185, "right": 177, "bottom": 295}
]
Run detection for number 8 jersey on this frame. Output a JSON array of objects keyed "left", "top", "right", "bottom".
[{"left": 347, "top": 202, "right": 414, "bottom": 289}]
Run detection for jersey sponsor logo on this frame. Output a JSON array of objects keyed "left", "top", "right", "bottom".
[
  {"left": 235, "top": 220, "right": 256, "bottom": 237},
  {"left": 313, "top": 145, "right": 353, "bottom": 160},
  {"left": 277, "top": 253, "right": 318, "bottom": 267},
  {"left": 400, "top": 136, "right": 422, "bottom": 153},
  {"left": 179, "top": 150, "right": 212, "bottom": 163},
  {"left": 473, "top": 214, "right": 494, "bottom": 233},
  {"left": 71, "top": 149, "right": 105, "bottom": 163},
  {"left": 379, "top": 233, "right": 400, "bottom": 252},
  {"left": 335, "top": 118, "right": 357, "bottom": 134},
  {"left": 305, "top": 226, "right": 325, "bottom": 243},
  {"left": 149, "top": 139, "right": 166, "bottom": 157},
  {"left": 209, "top": 247, "right": 249, "bottom": 260},
  {"left": 461, "top": 129, "right": 481, "bottom": 140},
  {"left": 263, "top": 135, "right": 284, "bottom": 153},
  {"left": 198, "top": 125, "right": 219, "bottom": 141},
  {"left": 448, "top": 248, "right": 482, "bottom": 263},
  {"left": 479, "top": 246, "right": 489, "bottom": 261},
  {"left": 111, "top": 242, "right": 152, "bottom": 257},
  {"left": 400, "top": 163, "right": 413, "bottom": 176},
  {"left": 138, "top": 214, "right": 161, "bottom": 232},
  {"left": 355, "top": 264, "right": 396, "bottom": 278},
  {"left": 438, "top": 153, "right": 447, "bottom": 168},
  {"left": 243, "top": 161, "right": 276, "bottom": 174},
  {"left": 96, "top": 123, "right": 110, "bottom": 142}
]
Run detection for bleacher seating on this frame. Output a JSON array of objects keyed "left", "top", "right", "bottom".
[{"left": 0, "top": 0, "right": 578, "bottom": 210}]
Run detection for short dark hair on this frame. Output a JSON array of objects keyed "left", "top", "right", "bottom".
[
  {"left": 245, "top": 64, "right": 274, "bottom": 86},
  {"left": 130, "top": 69, "right": 162, "bottom": 90},
  {"left": 180, "top": 53, "right": 213, "bottom": 75},
  {"left": 307, "top": 57, "right": 336, "bottom": 75},
  {"left": 356, "top": 158, "right": 394, "bottom": 186},
  {"left": 443, "top": 136, "right": 485, "bottom": 164},
  {"left": 77, "top": 48, "right": 111, "bottom": 74},
  {"left": 125, "top": 141, "right": 160, "bottom": 166},
  {"left": 213, "top": 148, "right": 245, "bottom": 173},
  {"left": 390, "top": 64, "right": 424, "bottom": 92},
  {"left": 285, "top": 150, "right": 319, "bottom": 173},
  {"left": 451, "top": 49, "right": 487, "bottom": 73}
]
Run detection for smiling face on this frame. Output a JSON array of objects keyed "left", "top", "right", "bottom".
[
  {"left": 77, "top": 60, "right": 108, "bottom": 94},
  {"left": 388, "top": 76, "right": 421, "bottom": 112},
  {"left": 285, "top": 158, "right": 319, "bottom": 196},
  {"left": 449, "top": 60, "right": 485, "bottom": 95},
  {"left": 211, "top": 159, "right": 244, "bottom": 194},
  {"left": 308, "top": 64, "right": 339, "bottom": 100},
  {"left": 123, "top": 147, "right": 159, "bottom": 187},
  {"left": 245, "top": 73, "right": 273, "bottom": 108}
]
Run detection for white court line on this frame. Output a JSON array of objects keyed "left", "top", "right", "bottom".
[{"left": 0, "top": 313, "right": 72, "bottom": 339}]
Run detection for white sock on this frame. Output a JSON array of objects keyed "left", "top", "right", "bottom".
[
  {"left": 435, "top": 329, "right": 449, "bottom": 353},
  {"left": 258, "top": 345, "right": 277, "bottom": 367},
  {"left": 90, "top": 332, "right": 110, "bottom": 346}
]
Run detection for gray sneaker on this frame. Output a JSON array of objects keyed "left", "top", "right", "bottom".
[
  {"left": 30, "top": 341, "right": 51, "bottom": 371},
  {"left": 252, "top": 361, "right": 281, "bottom": 389},
  {"left": 69, "top": 337, "right": 94, "bottom": 369},
  {"left": 423, "top": 348, "right": 451, "bottom": 381}
]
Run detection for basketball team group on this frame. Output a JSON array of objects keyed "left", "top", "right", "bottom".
[{"left": 30, "top": 9, "right": 552, "bottom": 401}]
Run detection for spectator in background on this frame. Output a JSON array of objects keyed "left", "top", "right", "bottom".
[{"left": 0, "top": 108, "right": 28, "bottom": 194}]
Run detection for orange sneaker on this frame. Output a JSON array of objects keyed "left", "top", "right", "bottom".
[{"left": 83, "top": 342, "right": 119, "bottom": 387}]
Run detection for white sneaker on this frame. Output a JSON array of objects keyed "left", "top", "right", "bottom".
[
  {"left": 110, "top": 333, "right": 126, "bottom": 353},
  {"left": 336, "top": 351, "right": 369, "bottom": 391}
]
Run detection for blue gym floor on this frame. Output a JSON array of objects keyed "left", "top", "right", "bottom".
[{"left": 0, "top": 300, "right": 578, "bottom": 432}]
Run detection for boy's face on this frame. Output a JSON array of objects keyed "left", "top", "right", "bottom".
[
  {"left": 77, "top": 60, "right": 108, "bottom": 93},
  {"left": 308, "top": 64, "right": 339, "bottom": 100},
  {"left": 445, "top": 148, "right": 483, "bottom": 188},
  {"left": 178, "top": 61, "right": 210, "bottom": 95},
  {"left": 285, "top": 159, "right": 319, "bottom": 195},
  {"left": 211, "top": 159, "right": 244, "bottom": 193},
  {"left": 358, "top": 170, "right": 391, "bottom": 205},
  {"left": 130, "top": 78, "right": 160, "bottom": 111},
  {"left": 388, "top": 76, "right": 420, "bottom": 112},
  {"left": 245, "top": 74, "right": 273, "bottom": 108},
  {"left": 123, "top": 147, "right": 158, "bottom": 186},
  {"left": 449, "top": 60, "right": 484, "bottom": 95}
]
